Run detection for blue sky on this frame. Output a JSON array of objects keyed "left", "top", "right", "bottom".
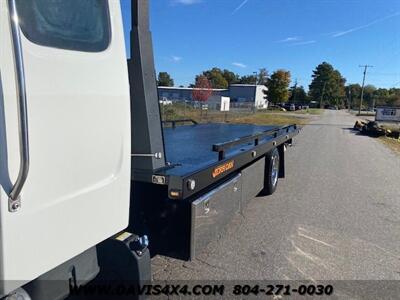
[{"left": 121, "top": 0, "right": 400, "bottom": 89}]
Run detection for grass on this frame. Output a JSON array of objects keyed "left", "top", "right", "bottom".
[
  {"left": 160, "top": 103, "right": 309, "bottom": 126},
  {"left": 229, "top": 112, "right": 308, "bottom": 126},
  {"left": 379, "top": 136, "right": 400, "bottom": 155},
  {"left": 357, "top": 113, "right": 376, "bottom": 117},
  {"left": 374, "top": 124, "right": 400, "bottom": 155},
  {"left": 381, "top": 124, "right": 400, "bottom": 132},
  {"left": 352, "top": 120, "right": 400, "bottom": 155}
]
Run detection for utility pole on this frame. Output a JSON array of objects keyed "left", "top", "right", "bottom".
[
  {"left": 253, "top": 71, "right": 258, "bottom": 113},
  {"left": 320, "top": 81, "right": 327, "bottom": 108},
  {"left": 359, "top": 65, "right": 373, "bottom": 115},
  {"left": 348, "top": 89, "right": 352, "bottom": 112},
  {"left": 372, "top": 96, "right": 376, "bottom": 111},
  {"left": 292, "top": 79, "right": 298, "bottom": 104}
]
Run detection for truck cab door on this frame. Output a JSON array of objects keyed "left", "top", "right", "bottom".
[{"left": 0, "top": 0, "right": 131, "bottom": 294}]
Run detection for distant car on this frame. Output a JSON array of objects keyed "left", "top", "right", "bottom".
[
  {"left": 326, "top": 105, "right": 338, "bottom": 110},
  {"left": 159, "top": 97, "right": 172, "bottom": 105},
  {"left": 268, "top": 104, "right": 283, "bottom": 111},
  {"left": 282, "top": 103, "right": 295, "bottom": 111}
]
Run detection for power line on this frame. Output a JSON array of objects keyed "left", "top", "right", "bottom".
[
  {"left": 359, "top": 65, "right": 374, "bottom": 114},
  {"left": 368, "top": 72, "right": 400, "bottom": 76},
  {"left": 292, "top": 78, "right": 298, "bottom": 103}
]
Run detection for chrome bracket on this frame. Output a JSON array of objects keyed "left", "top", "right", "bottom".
[
  {"left": 8, "top": 196, "right": 21, "bottom": 212},
  {"left": 131, "top": 152, "right": 163, "bottom": 159}
]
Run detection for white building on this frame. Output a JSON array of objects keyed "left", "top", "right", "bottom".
[
  {"left": 158, "top": 84, "right": 268, "bottom": 109},
  {"left": 229, "top": 84, "right": 268, "bottom": 109}
]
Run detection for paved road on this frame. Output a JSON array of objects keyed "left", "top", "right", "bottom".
[{"left": 152, "top": 110, "right": 400, "bottom": 282}]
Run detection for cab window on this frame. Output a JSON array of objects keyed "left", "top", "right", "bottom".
[{"left": 15, "top": 0, "right": 111, "bottom": 52}]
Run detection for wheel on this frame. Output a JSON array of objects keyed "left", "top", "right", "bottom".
[{"left": 260, "top": 147, "right": 280, "bottom": 196}]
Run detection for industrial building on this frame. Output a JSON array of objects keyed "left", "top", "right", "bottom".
[{"left": 158, "top": 84, "right": 268, "bottom": 109}]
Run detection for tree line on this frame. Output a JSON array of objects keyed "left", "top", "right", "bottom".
[{"left": 157, "top": 62, "right": 400, "bottom": 108}]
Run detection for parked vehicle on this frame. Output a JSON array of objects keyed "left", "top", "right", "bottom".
[
  {"left": 325, "top": 104, "right": 338, "bottom": 110},
  {"left": 280, "top": 103, "right": 296, "bottom": 111},
  {"left": 159, "top": 97, "right": 172, "bottom": 105},
  {"left": 0, "top": 0, "right": 299, "bottom": 298}
]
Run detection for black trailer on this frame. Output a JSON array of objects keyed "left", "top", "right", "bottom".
[{"left": 127, "top": 0, "right": 300, "bottom": 262}]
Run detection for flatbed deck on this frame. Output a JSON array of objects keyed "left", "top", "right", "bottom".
[
  {"left": 164, "top": 123, "right": 277, "bottom": 173},
  {"left": 155, "top": 123, "right": 300, "bottom": 200}
]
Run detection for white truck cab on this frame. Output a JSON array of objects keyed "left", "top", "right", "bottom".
[{"left": 0, "top": 0, "right": 131, "bottom": 295}]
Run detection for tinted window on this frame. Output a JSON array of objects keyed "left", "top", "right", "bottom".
[{"left": 15, "top": 0, "right": 111, "bottom": 52}]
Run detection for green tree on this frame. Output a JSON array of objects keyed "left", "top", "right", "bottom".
[
  {"left": 157, "top": 72, "right": 174, "bottom": 87},
  {"left": 388, "top": 94, "right": 400, "bottom": 106},
  {"left": 373, "top": 88, "right": 389, "bottom": 98},
  {"left": 363, "top": 85, "right": 377, "bottom": 108},
  {"left": 372, "top": 88, "right": 389, "bottom": 107},
  {"left": 265, "top": 69, "right": 291, "bottom": 104},
  {"left": 239, "top": 75, "right": 258, "bottom": 84},
  {"left": 194, "top": 68, "right": 269, "bottom": 87},
  {"left": 389, "top": 88, "right": 400, "bottom": 96},
  {"left": 197, "top": 68, "right": 229, "bottom": 89},
  {"left": 289, "top": 85, "right": 308, "bottom": 103},
  {"left": 237, "top": 69, "right": 269, "bottom": 85},
  {"left": 309, "top": 62, "right": 346, "bottom": 107},
  {"left": 384, "top": 88, "right": 400, "bottom": 106},
  {"left": 222, "top": 69, "right": 240, "bottom": 85},
  {"left": 344, "top": 86, "right": 400, "bottom": 108},
  {"left": 345, "top": 84, "right": 362, "bottom": 108}
]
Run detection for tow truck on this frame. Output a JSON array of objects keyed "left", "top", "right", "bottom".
[{"left": 0, "top": 0, "right": 299, "bottom": 298}]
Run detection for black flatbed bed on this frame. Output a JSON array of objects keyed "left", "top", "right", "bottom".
[
  {"left": 164, "top": 123, "right": 276, "bottom": 174},
  {"left": 154, "top": 123, "right": 300, "bottom": 200}
]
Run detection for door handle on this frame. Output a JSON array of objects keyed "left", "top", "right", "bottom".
[{"left": 8, "top": 0, "right": 30, "bottom": 212}]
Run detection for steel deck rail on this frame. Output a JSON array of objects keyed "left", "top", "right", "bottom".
[{"left": 212, "top": 125, "right": 297, "bottom": 161}]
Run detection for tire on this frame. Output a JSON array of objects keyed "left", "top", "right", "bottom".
[{"left": 260, "top": 147, "right": 280, "bottom": 196}]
